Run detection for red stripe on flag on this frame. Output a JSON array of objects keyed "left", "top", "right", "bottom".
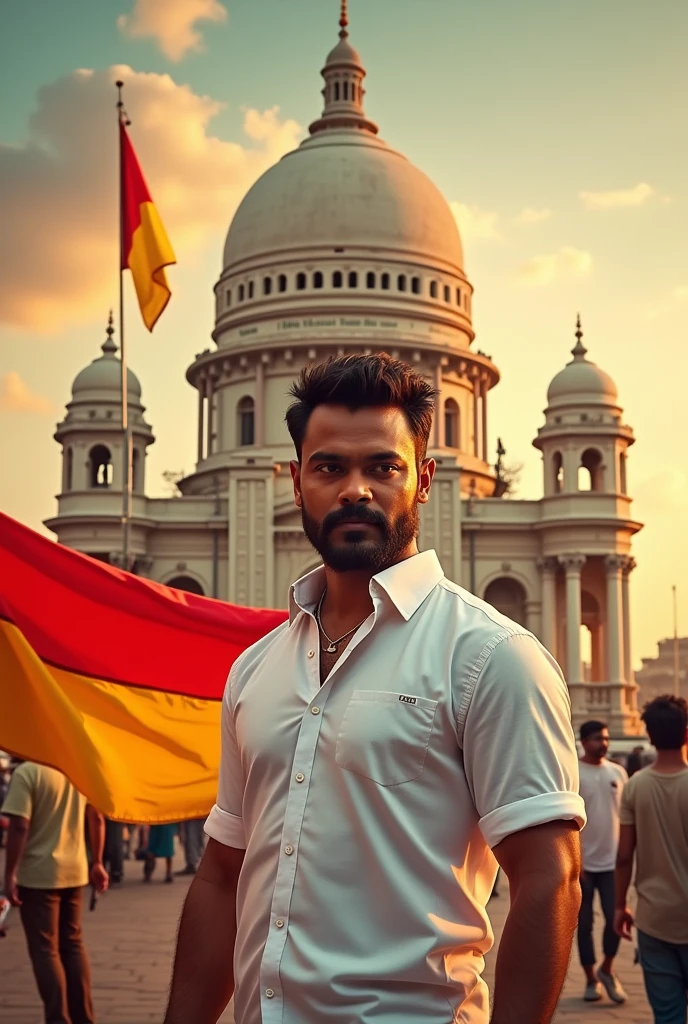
[{"left": 120, "top": 122, "right": 153, "bottom": 270}]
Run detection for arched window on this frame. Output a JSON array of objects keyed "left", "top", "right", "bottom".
[
  {"left": 132, "top": 448, "right": 140, "bottom": 492},
  {"left": 348, "top": 271, "right": 358, "bottom": 288},
  {"left": 578, "top": 448, "right": 603, "bottom": 491},
  {"left": 553, "top": 451, "right": 564, "bottom": 493},
  {"left": 456, "top": 287, "right": 462, "bottom": 305},
  {"left": 411, "top": 276, "right": 421, "bottom": 294},
  {"left": 263, "top": 277, "right": 272, "bottom": 296},
  {"left": 484, "top": 577, "right": 527, "bottom": 627},
  {"left": 313, "top": 271, "right": 323, "bottom": 289},
  {"left": 165, "top": 575, "right": 205, "bottom": 596},
  {"left": 619, "top": 451, "right": 627, "bottom": 494},
  {"left": 248, "top": 281, "right": 254, "bottom": 299},
  {"left": 237, "top": 397, "right": 255, "bottom": 447},
  {"left": 89, "top": 445, "right": 112, "bottom": 488},
  {"left": 226, "top": 288, "right": 231, "bottom": 306},
  {"left": 238, "top": 284, "right": 245, "bottom": 301},
  {"left": 296, "top": 272, "right": 306, "bottom": 290},
  {"left": 366, "top": 271, "right": 376, "bottom": 289},
  {"left": 443, "top": 284, "right": 451, "bottom": 302},
  {"left": 332, "top": 270, "right": 343, "bottom": 288},
  {"left": 444, "top": 399, "right": 460, "bottom": 448},
  {"left": 343, "top": 81, "right": 349, "bottom": 100},
  {"left": 334, "top": 82, "right": 340, "bottom": 101},
  {"left": 430, "top": 281, "right": 438, "bottom": 299},
  {"left": 65, "top": 447, "right": 73, "bottom": 491},
  {"left": 278, "top": 274, "right": 287, "bottom": 293},
  {"left": 397, "top": 274, "right": 407, "bottom": 292},
  {"left": 381, "top": 272, "right": 390, "bottom": 290}
]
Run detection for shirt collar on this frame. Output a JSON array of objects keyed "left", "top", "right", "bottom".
[{"left": 288, "top": 550, "right": 444, "bottom": 625}]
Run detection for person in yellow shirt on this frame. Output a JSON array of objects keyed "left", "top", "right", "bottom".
[{"left": 1, "top": 761, "right": 109, "bottom": 1024}]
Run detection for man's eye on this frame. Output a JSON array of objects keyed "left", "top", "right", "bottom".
[
  {"left": 317, "top": 464, "right": 341, "bottom": 474},
  {"left": 376, "top": 464, "right": 399, "bottom": 474}
]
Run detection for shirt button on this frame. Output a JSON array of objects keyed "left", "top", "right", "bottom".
[
  {"left": 284, "top": 844, "right": 294, "bottom": 855},
  {"left": 265, "top": 988, "right": 275, "bottom": 998},
  {"left": 295, "top": 772, "right": 305, "bottom": 783},
  {"left": 275, "top": 918, "right": 285, "bottom": 928},
  {"left": 311, "top": 706, "right": 320, "bottom": 715},
  {"left": 307, "top": 649, "right": 315, "bottom": 658}
]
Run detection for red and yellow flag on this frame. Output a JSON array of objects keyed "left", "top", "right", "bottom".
[
  {"left": 120, "top": 122, "right": 176, "bottom": 332},
  {"left": 0, "top": 513, "right": 286, "bottom": 822}
]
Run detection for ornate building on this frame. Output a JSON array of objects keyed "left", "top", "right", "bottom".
[{"left": 45, "top": 11, "right": 642, "bottom": 736}]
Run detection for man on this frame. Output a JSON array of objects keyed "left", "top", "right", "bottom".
[
  {"left": 616, "top": 695, "right": 688, "bottom": 1023},
  {"left": 1, "top": 761, "right": 109, "bottom": 1024},
  {"left": 576, "top": 719, "right": 628, "bottom": 1004},
  {"left": 625, "top": 745, "right": 644, "bottom": 778},
  {"left": 176, "top": 818, "right": 205, "bottom": 877},
  {"left": 164, "top": 353, "right": 585, "bottom": 1024}
]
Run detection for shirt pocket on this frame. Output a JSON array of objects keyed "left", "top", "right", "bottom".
[{"left": 335, "top": 689, "right": 438, "bottom": 786}]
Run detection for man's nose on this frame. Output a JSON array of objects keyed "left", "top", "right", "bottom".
[{"left": 338, "top": 472, "right": 372, "bottom": 504}]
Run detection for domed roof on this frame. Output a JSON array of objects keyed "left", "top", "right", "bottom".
[
  {"left": 71, "top": 315, "right": 141, "bottom": 401},
  {"left": 547, "top": 318, "right": 618, "bottom": 408},
  {"left": 223, "top": 134, "right": 464, "bottom": 271}
]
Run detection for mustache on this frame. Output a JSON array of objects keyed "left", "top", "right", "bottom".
[{"left": 322, "top": 505, "right": 387, "bottom": 535}]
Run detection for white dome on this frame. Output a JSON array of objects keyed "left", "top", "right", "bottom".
[
  {"left": 72, "top": 325, "right": 141, "bottom": 401},
  {"left": 222, "top": 132, "right": 464, "bottom": 273},
  {"left": 547, "top": 326, "right": 618, "bottom": 408}
]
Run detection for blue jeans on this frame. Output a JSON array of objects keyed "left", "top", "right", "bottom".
[
  {"left": 577, "top": 870, "right": 621, "bottom": 966},
  {"left": 638, "top": 929, "right": 688, "bottom": 1024}
]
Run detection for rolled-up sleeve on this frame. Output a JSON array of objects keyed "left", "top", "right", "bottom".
[
  {"left": 204, "top": 665, "right": 246, "bottom": 849},
  {"left": 462, "top": 632, "right": 586, "bottom": 849}
]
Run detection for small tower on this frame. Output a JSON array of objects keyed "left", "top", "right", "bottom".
[
  {"left": 308, "top": 0, "right": 379, "bottom": 136},
  {"left": 533, "top": 317, "right": 642, "bottom": 737},
  {"left": 45, "top": 314, "right": 155, "bottom": 560}
]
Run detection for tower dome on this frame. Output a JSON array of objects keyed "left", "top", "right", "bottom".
[
  {"left": 547, "top": 316, "right": 618, "bottom": 408},
  {"left": 71, "top": 313, "right": 141, "bottom": 402}
]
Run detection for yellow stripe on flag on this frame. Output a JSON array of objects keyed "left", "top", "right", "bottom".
[{"left": 128, "top": 201, "right": 175, "bottom": 332}]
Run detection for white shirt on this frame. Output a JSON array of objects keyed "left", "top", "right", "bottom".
[
  {"left": 578, "top": 759, "right": 627, "bottom": 872},
  {"left": 205, "top": 550, "right": 585, "bottom": 1024}
]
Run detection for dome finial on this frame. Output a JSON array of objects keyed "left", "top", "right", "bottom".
[
  {"left": 572, "top": 312, "right": 587, "bottom": 360},
  {"left": 102, "top": 310, "right": 118, "bottom": 357},
  {"left": 339, "top": 0, "right": 348, "bottom": 33}
]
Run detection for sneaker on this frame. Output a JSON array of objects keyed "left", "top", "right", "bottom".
[
  {"left": 597, "top": 969, "right": 627, "bottom": 1004},
  {"left": 174, "top": 866, "right": 196, "bottom": 876},
  {"left": 584, "top": 981, "right": 603, "bottom": 1002}
]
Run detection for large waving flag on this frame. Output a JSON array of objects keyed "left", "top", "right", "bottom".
[
  {"left": 0, "top": 513, "right": 286, "bottom": 822},
  {"left": 120, "top": 121, "right": 176, "bottom": 331}
]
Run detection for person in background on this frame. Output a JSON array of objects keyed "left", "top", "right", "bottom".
[
  {"left": 143, "top": 823, "right": 177, "bottom": 884},
  {"left": 615, "top": 695, "right": 688, "bottom": 1024},
  {"left": 0, "top": 753, "right": 10, "bottom": 849},
  {"left": 577, "top": 719, "right": 628, "bottom": 1005},
  {"left": 1, "top": 761, "right": 109, "bottom": 1024},
  {"left": 176, "top": 818, "right": 206, "bottom": 877},
  {"left": 625, "top": 746, "right": 644, "bottom": 778},
  {"left": 103, "top": 819, "right": 124, "bottom": 885}
]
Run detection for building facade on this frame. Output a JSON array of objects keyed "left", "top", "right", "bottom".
[
  {"left": 45, "top": 14, "right": 643, "bottom": 736},
  {"left": 635, "top": 637, "right": 687, "bottom": 707}
]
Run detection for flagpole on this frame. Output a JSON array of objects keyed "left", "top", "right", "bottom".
[
  {"left": 673, "top": 585, "right": 680, "bottom": 697},
  {"left": 116, "top": 81, "right": 133, "bottom": 573}
]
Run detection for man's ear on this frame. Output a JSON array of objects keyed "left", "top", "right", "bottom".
[
  {"left": 290, "top": 460, "right": 302, "bottom": 508},
  {"left": 417, "top": 457, "right": 436, "bottom": 505}
]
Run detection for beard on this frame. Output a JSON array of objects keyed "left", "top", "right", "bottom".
[{"left": 301, "top": 499, "right": 419, "bottom": 573}]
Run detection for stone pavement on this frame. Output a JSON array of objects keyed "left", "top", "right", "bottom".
[{"left": 0, "top": 849, "right": 651, "bottom": 1023}]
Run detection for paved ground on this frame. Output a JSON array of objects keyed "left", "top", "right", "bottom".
[{"left": 0, "top": 849, "right": 651, "bottom": 1023}]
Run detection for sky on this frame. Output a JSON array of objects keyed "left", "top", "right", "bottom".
[{"left": 0, "top": 0, "right": 686, "bottom": 666}]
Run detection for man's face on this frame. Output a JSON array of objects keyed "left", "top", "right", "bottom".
[
  {"left": 290, "top": 404, "right": 435, "bottom": 573},
  {"left": 582, "top": 728, "right": 610, "bottom": 760}
]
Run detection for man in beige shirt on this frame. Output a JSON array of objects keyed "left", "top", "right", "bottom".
[
  {"left": 1, "top": 761, "right": 109, "bottom": 1024},
  {"left": 615, "top": 695, "right": 688, "bottom": 1023}
]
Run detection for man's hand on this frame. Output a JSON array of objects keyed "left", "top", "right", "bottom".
[
  {"left": 3, "top": 876, "right": 21, "bottom": 907},
  {"left": 614, "top": 906, "right": 634, "bottom": 941},
  {"left": 89, "top": 862, "right": 109, "bottom": 893}
]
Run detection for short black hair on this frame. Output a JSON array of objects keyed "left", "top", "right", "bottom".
[
  {"left": 285, "top": 353, "right": 438, "bottom": 461},
  {"left": 641, "top": 695, "right": 688, "bottom": 750},
  {"left": 580, "top": 719, "right": 608, "bottom": 742}
]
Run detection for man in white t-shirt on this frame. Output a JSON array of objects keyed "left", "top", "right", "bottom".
[{"left": 577, "top": 720, "right": 628, "bottom": 1005}]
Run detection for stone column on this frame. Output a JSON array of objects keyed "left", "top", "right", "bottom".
[
  {"left": 205, "top": 376, "right": 214, "bottom": 457},
  {"left": 197, "top": 376, "right": 205, "bottom": 463},
  {"left": 472, "top": 377, "right": 480, "bottom": 457},
  {"left": 255, "top": 358, "right": 266, "bottom": 448},
  {"left": 559, "top": 554, "right": 586, "bottom": 719},
  {"left": 481, "top": 379, "right": 489, "bottom": 462},
  {"left": 622, "top": 557, "right": 635, "bottom": 683},
  {"left": 605, "top": 555, "right": 625, "bottom": 684},
  {"left": 537, "top": 556, "right": 558, "bottom": 655}
]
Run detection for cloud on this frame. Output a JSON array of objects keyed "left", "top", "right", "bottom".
[
  {"left": 0, "top": 372, "right": 53, "bottom": 415},
  {"left": 0, "top": 65, "right": 302, "bottom": 332},
  {"left": 515, "top": 206, "right": 551, "bottom": 226},
  {"left": 117, "top": 0, "right": 227, "bottom": 61},
  {"left": 579, "top": 182, "right": 655, "bottom": 210},
  {"left": 450, "top": 202, "right": 501, "bottom": 242},
  {"left": 516, "top": 246, "right": 593, "bottom": 286}
]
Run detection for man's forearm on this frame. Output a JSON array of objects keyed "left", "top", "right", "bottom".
[
  {"left": 3, "top": 818, "right": 29, "bottom": 887},
  {"left": 86, "top": 806, "right": 105, "bottom": 865},
  {"left": 491, "top": 875, "right": 581, "bottom": 1024},
  {"left": 614, "top": 858, "right": 633, "bottom": 910},
  {"left": 164, "top": 875, "right": 238, "bottom": 1024}
]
